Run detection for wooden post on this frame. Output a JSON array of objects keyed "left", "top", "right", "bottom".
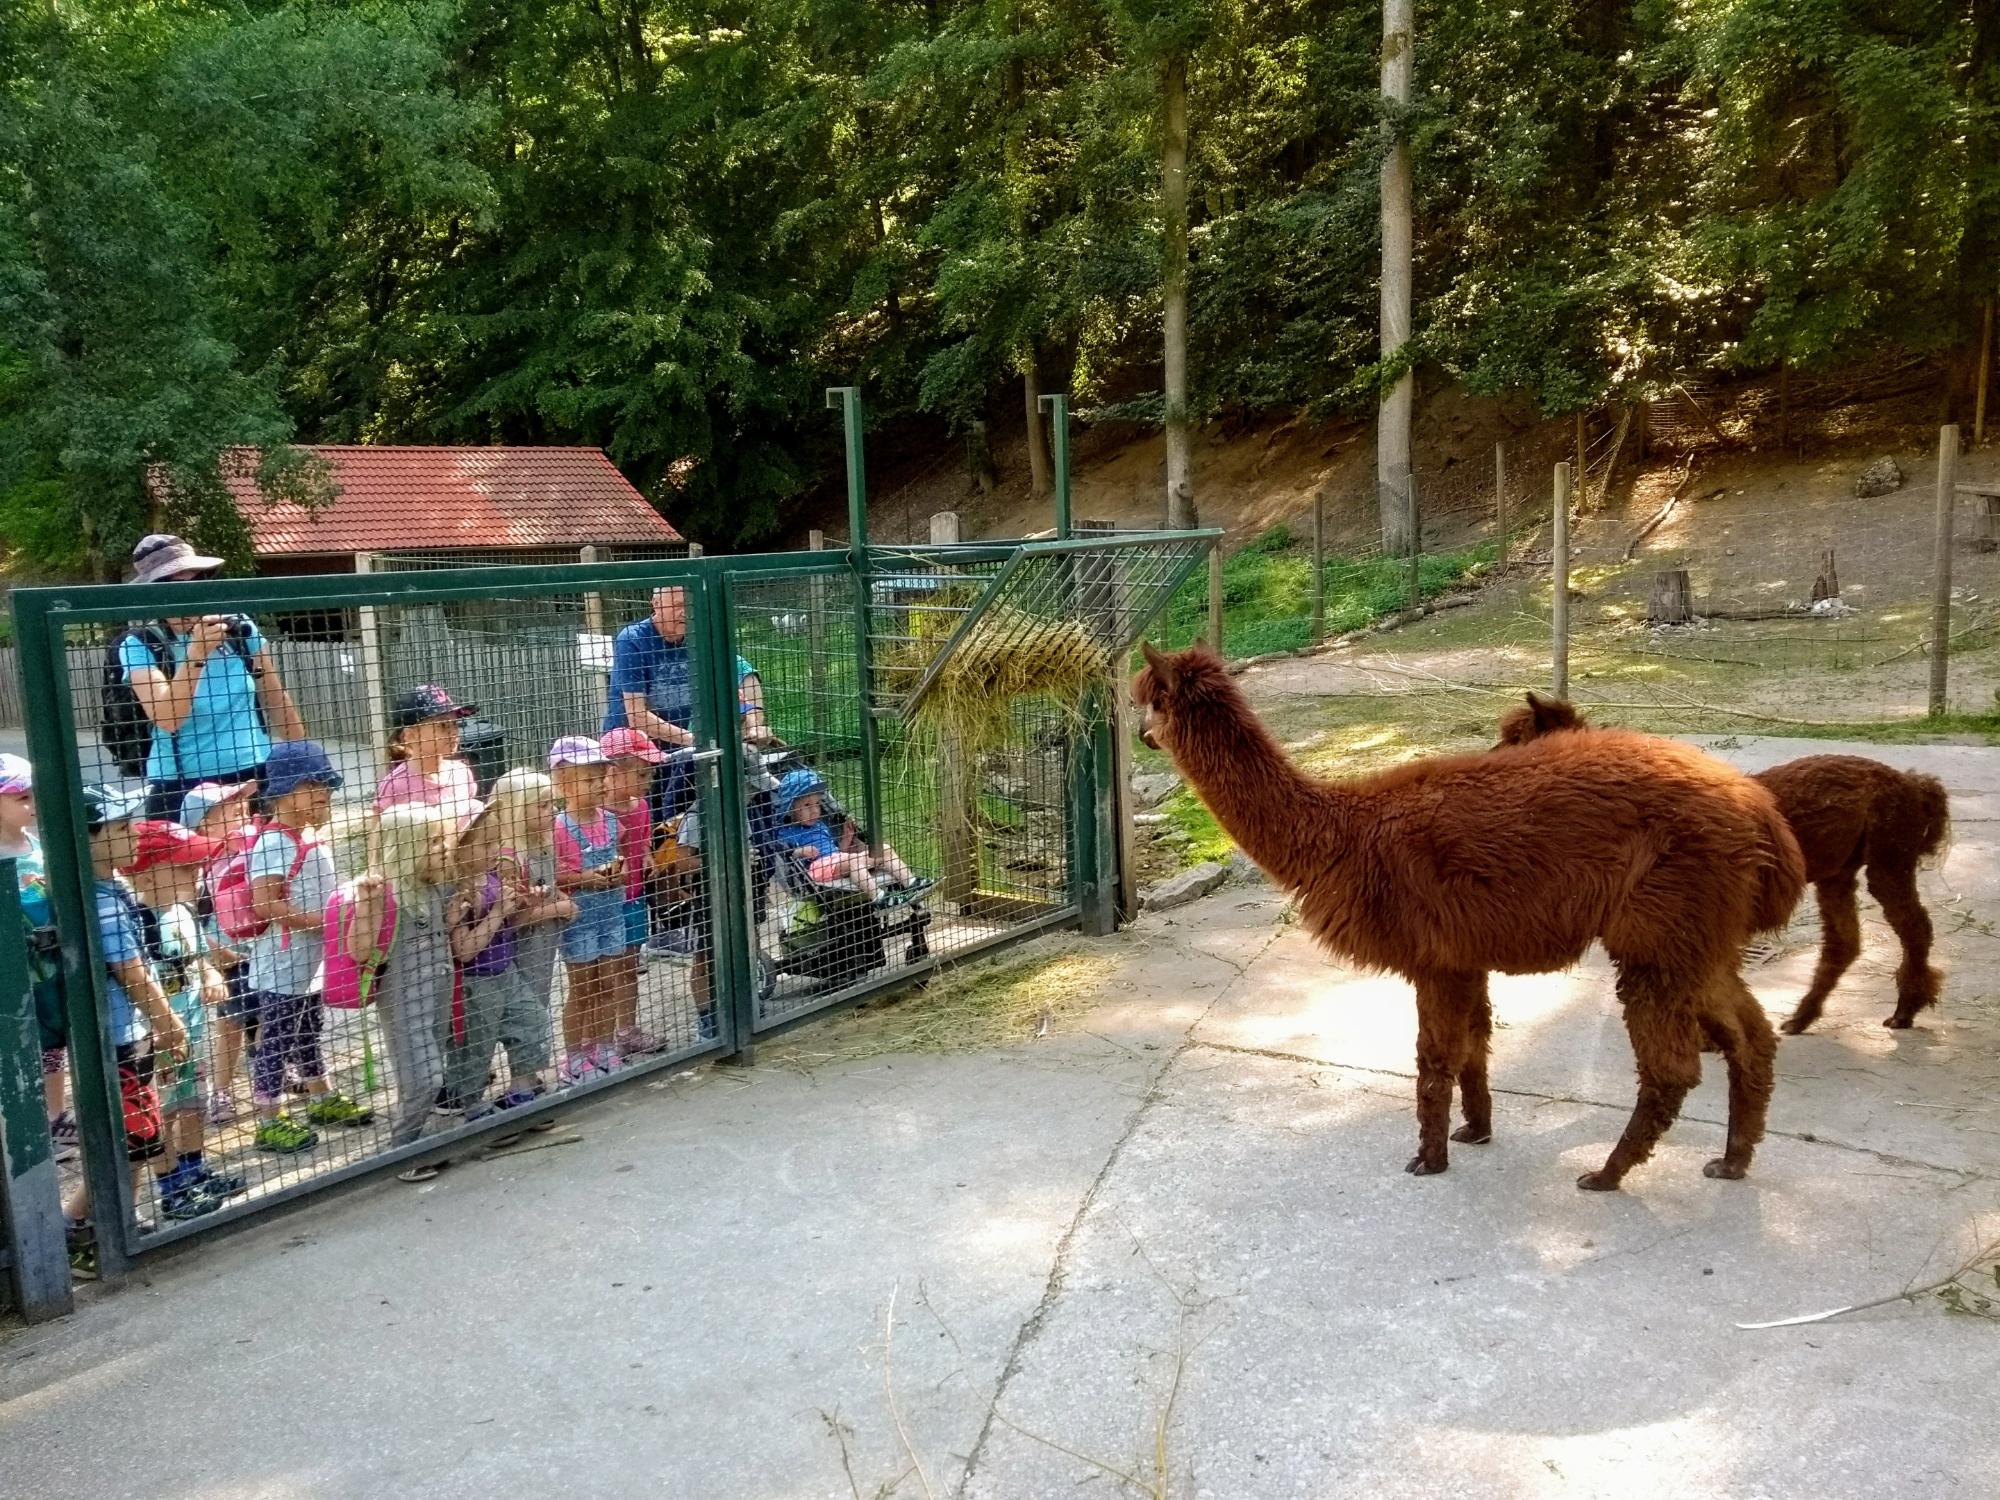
[
  {"left": 579, "top": 545, "right": 609, "bottom": 727},
  {"left": 1930, "top": 426, "right": 1958, "bottom": 717},
  {"left": 1552, "top": 463, "right": 1571, "bottom": 698},
  {"left": 1207, "top": 545, "right": 1223, "bottom": 652},
  {"left": 687, "top": 542, "right": 704, "bottom": 559},
  {"left": 355, "top": 552, "right": 390, "bottom": 769},
  {"left": 1494, "top": 441, "right": 1508, "bottom": 572},
  {"left": 1574, "top": 412, "right": 1587, "bottom": 502},
  {"left": 807, "top": 529, "right": 829, "bottom": 752},
  {"left": 1310, "top": 491, "right": 1326, "bottom": 644},
  {"left": 1977, "top": 300, "right": 1993, "bottom": 448},
  {"left": 1077, "top": 517, "right": 1138, "bottom": 922}
]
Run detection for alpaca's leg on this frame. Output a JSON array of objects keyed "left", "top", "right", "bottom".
[
  {"left": 1781, "top": 875, "right": 1861, "bottom": 1035},
  {"left": 1698, "top": 973, "right": 1777, "bottom": 1180},
  {"left": 1870, "top": 862, "right": 1941, "bottom": 1028},
  {"left": 1579, "top": 965, "right": 1702, "bottom": 1191},
  {"left": 1408, "top": 977, "right": 1471, "bottom": 1176},
  {"left": 1451, "top": 973, "right": 1494, "bottom": 1146}
]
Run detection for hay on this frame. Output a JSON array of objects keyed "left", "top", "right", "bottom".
[
  {"left": 769, "top": 942, "right": 1118, "bottom": 1066},
  {"left": 884, "top": 603, "right": 1110, "bottom": 752}
]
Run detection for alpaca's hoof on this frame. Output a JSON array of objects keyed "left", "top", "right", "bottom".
[
  {"left": 1405, "top": 1154, "right": 1448, "bottom": 1176},
  {"left": 1575, "top": 1170, "right": 1622, "bottom": 1192},
  {"left": 1779, "top": 1016, "right": 1814, "bottom": 1036},
  {"left": 1702, "top": 1157, "right": 1749, "bottom": 1180},
  {"left": 1449, "top": 1124, "right": 1492, "bottom": 1145},
  {"left": 1882, "top": 1012, "right": 1916, "bottom": 1030}
]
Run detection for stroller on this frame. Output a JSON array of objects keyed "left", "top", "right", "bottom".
[{"left": 655, "top": 742, "right": 932, "bottom": 1000}]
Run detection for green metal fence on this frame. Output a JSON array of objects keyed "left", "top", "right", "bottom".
[{"left": 7, "top": 397, "right": 1211, "bottom": 1277}]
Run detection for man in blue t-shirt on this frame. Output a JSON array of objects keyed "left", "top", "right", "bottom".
[
  {"left": 119, "top": 535, "right": 307, "bottom": 819},
  {"left": 601, "top": 585, "right": 767, "bottom": 746}
]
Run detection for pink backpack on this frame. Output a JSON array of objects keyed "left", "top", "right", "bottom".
[
  {"left": 323, "top": 882, "right": 398, "bottom": 1010},
  {"left": 210, "top": 823, "right": 310, "bottom": 943}
]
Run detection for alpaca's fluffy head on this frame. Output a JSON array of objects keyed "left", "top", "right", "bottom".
[
  {"left": 1132, "top": 641, "right": 1232, "bottom": 754},
  {"left": 1493, "top": 691, "right": 1588, "bottom": 748}
]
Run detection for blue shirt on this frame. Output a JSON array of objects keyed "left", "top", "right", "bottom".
[
  {"left": 782, "top": 819, "right": 841, "bottom": 860},
  {"left": 11, "top": 833, "right": 50, "bottom": 929},
  {"left": 95, "top": 877, "right": 152, "bottom": 1048},
  {"left": 601, "top": 618, "right": 756, "bottom": 734},
  {"left": 119, "top": 623, "right": 271, "bottom": 780}
]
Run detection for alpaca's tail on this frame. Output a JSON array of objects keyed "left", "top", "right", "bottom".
[
  {"left": 1901, "top": 771, "right": 1953, "bottom": 871},
  {"left": 1751, "top": 796, "right": 1808, "bottom": 935}
]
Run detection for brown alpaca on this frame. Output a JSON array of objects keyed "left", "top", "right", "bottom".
[
  {"left": 1134, "top": 643, "right": 1804, "bottom": 1191},
  {"left": 1495, "top": 694, "right": 1951, "bottom": 1033}
]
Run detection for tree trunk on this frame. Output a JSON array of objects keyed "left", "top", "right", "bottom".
[
  {"left": 1162, "top": 52, "right": 1195, "bottom": 529},
  {"left": 1022, "top": 357, "right": 1050, "bottom": 498},
  {"left": 1811, "top": 548, "right": 1840, "bottom": 601},
  {"left": 966, "top": 420, "right": 998, "bottom": 495},
  {"left": 1649, "top": 569, "right": 1693, "bottom": 626},
  {"left": 1376, "top": 0, "right": 1414, "bottom": 554}
]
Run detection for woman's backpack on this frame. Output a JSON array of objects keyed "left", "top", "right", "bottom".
[
  {"left": 99, "top": 625, "right": 174, "bottom": 778},
  {"left": 323, "top": 881, "right": 397, "bottom": 1010}
]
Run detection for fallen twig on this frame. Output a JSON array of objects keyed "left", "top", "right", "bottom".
[
  {"left": 1737, "top": 1229, "right": 2000, "bottom": 1329},
  {"left": 884, "top": 1283, "right": 936, "bottom": 1500}
]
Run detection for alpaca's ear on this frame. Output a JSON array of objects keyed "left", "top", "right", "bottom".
[
  {"left": 1140, "top": 640, "right": 1179, "bottom": 692},
  {"left": 1524, "top": 691, "right": 1548, "bottom": 711}
]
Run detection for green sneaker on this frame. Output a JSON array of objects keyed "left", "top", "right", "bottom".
[
  {"left": 305, "top": 1093, "right": 374, "bottom": 1128},
  {"left": 254, "top": 1115, "right": 319, "bottom": 1153}
]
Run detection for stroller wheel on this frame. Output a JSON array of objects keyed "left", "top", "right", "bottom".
[
  {"left": 906, "top": 929, "right": 931, "bottom": 964},
  {"left": 756, "top": 952, "right": 777, "bottom": 1004}
]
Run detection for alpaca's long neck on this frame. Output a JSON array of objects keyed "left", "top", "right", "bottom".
[{"left": 1168, "top": 696, "right": 1349, "bottom": 888}]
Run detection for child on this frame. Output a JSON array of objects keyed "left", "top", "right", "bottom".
[
  {"left": 179, "top": 779, "right": 259, "bottom": 1124},
  {"left": 344, "top": 802, "right": 460, "bottom": 1174},
  {"left": 122, "top": 820, "right": 247, "bottom": 1219},
  {"left": 485, "top": 770, "right": 574, "bottom": 1092},
  {"left": 774, "top": 770, "right": 928, "bottom": 903},
  {"left": 443, "top": 795, "right": 572, "bottom": 1110},
  {"left": 375, "top": 685, "right": 482, "bottom": 825},
  {"left": 600, "top": 728, "right": 664, "bottom": 1057},
  {"left": 0, "top": 755, "right": 70, "bottom": 1160},
  {"left": 548, "top": 737, "right": 624, "bottom": 1082},
  {"left": 246, "top": 739, "right": 367, "bottom": 1152},
  {"left": 61, "top": 786, "right": 188, "bottom": 1241}
]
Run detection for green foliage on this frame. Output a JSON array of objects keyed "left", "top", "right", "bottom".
[{"left": 2, "top": 0, "right": 1995, "bottom": 569}]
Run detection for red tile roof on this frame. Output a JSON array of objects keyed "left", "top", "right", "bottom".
[{"left": 215, "top": 446, "right": 683, "bottom": 557}]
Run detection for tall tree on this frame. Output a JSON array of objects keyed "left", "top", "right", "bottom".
[{"left": 1377, "top": 0, "right": 1414, "bottom": 554}]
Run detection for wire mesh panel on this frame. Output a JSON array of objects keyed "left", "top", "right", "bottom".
[
  {"left": 726, "top": 561, "right": 1084, "bottom": 1031},
  {"left": 27, "top": 564, "right": 731, "bottom": 1256}
]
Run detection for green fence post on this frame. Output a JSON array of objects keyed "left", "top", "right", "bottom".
[
  {"left": 827, "top": 387, "right": 886, "bottom": 855},
  {"left": 1039, "top": 394, "right": 1072, "bottom": 540},
  {"left": 696, "top": 568, "right": 756, "bottom": 1062},
  {"left": 0, "top": 869, "right": 73, "bottom": 1321},
  {"left": 12, "top": 595, "right": 132, "bottom": 1277}
]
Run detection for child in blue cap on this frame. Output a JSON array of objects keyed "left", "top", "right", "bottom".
[{"left": 774, "top": 770, "right": 928, "bottom": 904}]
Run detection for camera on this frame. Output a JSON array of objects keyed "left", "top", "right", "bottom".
[{"left": 221, "top": 614, "right": 255, "bottom": 644}]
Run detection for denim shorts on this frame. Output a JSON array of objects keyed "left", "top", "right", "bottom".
[
  {"left": 560, "top": 891, "right": 627, "bottom": 963},
  {"left": 623, "top": 896, "right": 648, "bottom": 949}
]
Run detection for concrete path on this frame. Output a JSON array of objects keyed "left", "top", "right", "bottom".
[{"left": 4, "top": 738, "right": 1997, "bottom": 1498}]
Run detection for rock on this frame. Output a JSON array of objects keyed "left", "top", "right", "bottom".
[
  {"left": 1140, "top": 861, "right": 1230, "bottom": 912},
  {"left": 1855, "top": 457, "right": 1903, "bottom": 498},
  {"left": 1130, "top": 771, "right": 1183, "bottom": 807},
  {"left": 1227, "top": 850, "right": 1266, "bottom": 886}
]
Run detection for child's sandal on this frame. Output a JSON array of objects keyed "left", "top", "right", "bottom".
[{"left": 396, "top": 1162, "right": 443, "bottom": 1184}]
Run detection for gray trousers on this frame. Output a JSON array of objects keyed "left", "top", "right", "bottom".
[
  {"left": 442, "top": 966, "right": 554, "bottom": 1101},
  {"left": 378, "top": 986, "right": 445, "bottom": 1149}
]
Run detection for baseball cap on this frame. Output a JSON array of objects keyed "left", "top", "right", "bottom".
[
  {"left": 0, "top": 753, "right": 32, "bottom": 797},
  {"left": 599, "top": 727, "right": 666, "bottom": 765},
  {"left": 82, "top": 783, "right": 148, "bottom": 832},
  {"left": 178, "top": 779, "right": 254, "bottom": 831},
  {"left": 125, "top": 820, "right": 224, "bottom": 873},
  {"left": 130, "top": 533, "right": 225, "bottom": 584},
  {"left": 391, "top": 684, "right": 476, "bottom": 731},
  {"left": 548, "top": 736, "right": 607, "bottom": 769},
  {"left": 263, "top": 740, "right": 344, "bottom": 799}
]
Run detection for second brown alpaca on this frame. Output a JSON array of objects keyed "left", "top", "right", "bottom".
[
  {"left": 1496, "top": 694, "right": 1951, "bottom": 1033},
  {"left": 1135, "top": 643, "right": 1805, "bottom": 1191}
]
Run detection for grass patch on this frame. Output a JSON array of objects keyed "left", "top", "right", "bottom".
[
  {"left": 1158, "top": 786, "right": 1235, "bottom": 865},
  {"left": 1773, "top": 712, "right": 2000, "bottom": 745},
  {"left": 767, "top": 941, "right": 1119, "bottom": 1064},
  {"left": 1152, "top": 525, "right": 1496, "bottom": 659}
]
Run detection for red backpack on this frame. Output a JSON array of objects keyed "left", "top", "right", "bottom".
[{"left": 210, "top": 823, "right": 311, "bottom": 943}]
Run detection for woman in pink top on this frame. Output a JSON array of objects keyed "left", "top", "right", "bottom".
[
  {"left": 375, "top": 685, "right": 482, "bottom": 824},
  {"left": 601, "top": 728, "right": 664, "bottom": 1057}
]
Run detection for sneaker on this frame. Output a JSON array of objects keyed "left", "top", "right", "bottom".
[
  {"left": 588, "top": 1041, "right": 625, "bottom": 1075},
  {"left": 492, "top": 1088, "right": 542, "bottom": 1112},
  {"left": 306, "top": 1093, "right": 374, "bottom": 1127},
  {"left": 48, "top": 1111, "right": 79, "bottom": 1163},
  {"left": 613, "top": 1026, "right": 662, "bottom": 1058},
  {"left": 254, "top": 1115, "right": 319, "bottom": 1153},
  {"left": 696, "top": 1009, "right": 720, "bottom": 1045},
  {"left": 156, "top": 1162, "right": 201, "bottom": 1199},
  {"left": 432, "top": 1089, "right": 470, "bottom": 1118},
  {"left": 644, "top": 928, "right": 699, "bottom": 964},
  {"left": 559, "top": 1051, "right": 597, "bottom": 1087},
  {"left": 196, "top": 1168, "right": 247, "bottom": 1199},
  {"left": 160, "top": 1183, "right": 224, "bottom": 1221},
  {"left": 206, "top": 1091, "right": 236, "bottom": 1126},
  {"left": 66, "top": 1219, "right": 98, "bottom": 1281}
]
